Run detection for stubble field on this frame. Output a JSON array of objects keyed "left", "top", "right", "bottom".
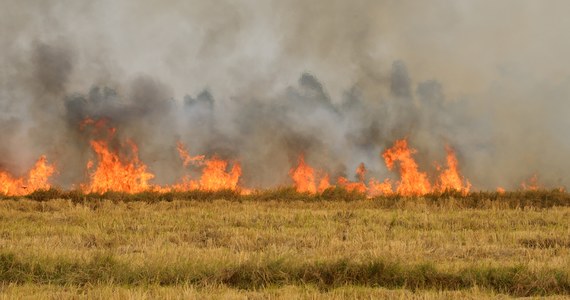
[{"left": 0, "top": 190, "right": 569, "bottom": 299}]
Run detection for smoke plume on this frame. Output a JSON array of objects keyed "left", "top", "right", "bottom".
[{"left": 2, "top": 0, "right": 570, "bottom": 190}]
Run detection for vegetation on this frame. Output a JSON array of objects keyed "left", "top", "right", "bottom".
[
  {"left": 2, "top": 187, "right": 570, "bottom": 208},
  {"left": 0, "top": 191, "right": 569, "bottom": 298}
]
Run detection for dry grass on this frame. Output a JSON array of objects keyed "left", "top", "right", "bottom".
[
  {"left": 4, "top": 187, "right": 570, "bottom": 208},
  {"left": 0, "top": 284, "right": 524, "bottom": 299},
  {"left": 0, "top": 194, "right": 569, "bottom": 298}
]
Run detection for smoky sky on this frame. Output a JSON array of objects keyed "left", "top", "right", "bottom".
[{"left": 1, "top": 0, "right": 570, "bottom": 190}]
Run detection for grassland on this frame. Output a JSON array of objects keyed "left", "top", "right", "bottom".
[{"left": 0, "top": 189, "right": 569, "bottom": 299}]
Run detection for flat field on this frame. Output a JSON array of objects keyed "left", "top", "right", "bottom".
[{"left": 0, "top": 192, "right": 569, "bottom": 299}]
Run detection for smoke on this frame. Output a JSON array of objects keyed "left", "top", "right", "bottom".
[{"left": 1, "top": 0, "right": 570, "bottom": 190}]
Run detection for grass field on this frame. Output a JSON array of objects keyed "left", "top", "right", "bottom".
[{"left": 1, "top": 190, "right": 569, "bottom": 299}]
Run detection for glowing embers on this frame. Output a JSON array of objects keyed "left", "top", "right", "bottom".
[{"left": 0, "top": 155, "right": 55, "bottom": 196}]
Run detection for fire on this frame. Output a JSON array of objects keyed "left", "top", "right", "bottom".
[
  {"left": 337, "top": 177, "right": 367, "bottom": 193},
  {"left": 0, "top": 155, "right": 55, "bottom": 196},
  {"left": 521, "top": 174, "right": 540, "bottom": 191},
  {"left": 289, "top": 154, "right": 331, "bottom": 193},
  {"left": 382, "top": 139, "right": 431, "bottom": 196},
  {"left": 82, "top": 120, "right": 155, "bottom": 193},
  {"left": 368, "top": 178, "right": 393, "bottom": 196},
  {"left": 337, "top": 163, "right": 367, "bottom": 193},
  {"left": 0, "top": 118, "right": 503, "bottom": 197},
  {"left": 289, "top": 140, "right": 472, "bottom": 197},
  {"left": 290, "top": 154, "right": 317, "bottom": 193},
  {"left": 318, "top": 174, "right": 331, "bottom": 192},
  {"left": 0, "top": 171, "right": 23, "bottom": 196},
  {"left": 173, "top": 142, "right": 243, "bottom": 191},
  {"left": 193, "top": 158, "right": 242, "bottom": 191},
  {"left": 435, "top": 146, "right": 471, "bottom": 194},
  {"left": 85, "top": 138, "right": 155, "bottom": 193},
  {"left": 176, "top": 141, "right": 205, "bottom": 167}
]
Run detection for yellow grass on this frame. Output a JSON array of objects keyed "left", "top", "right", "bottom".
[{"left": 0, "top": 198, "right": 569, "bottom": 298}]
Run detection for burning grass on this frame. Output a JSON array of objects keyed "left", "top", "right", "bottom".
[{"left": 0, "top": 128, "right": 490, "bottom": 199}]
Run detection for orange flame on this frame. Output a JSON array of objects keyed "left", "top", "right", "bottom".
[
  {"left": 291, "top": 140, "right": 474, "bottom": 197},
  {"left": 172, "top": 142, "right": 243, "bottom": 192},
  {"left": 82, "top": 120, "right": 155, "bottom": 193},
  {"left": 289, "top": 154, "right": 332, "bottom": 193},
  {"left": 290, "top": 154, "right": 317, "bottom": 193},
  {"left": 318, "top": 174, "right": 331, "bottom": 192},
  {"left": 368, "top": 178, "right": 393, "bottom": 196},
  {"left": 382, "top": 139, "right": 431, "bottom": 196},
  {"left": 197, "top": 158, "right": 242, "bottom": 190},
  {"left": 337, "top": 163, "right": 367, "bottom": 193},
  {"left": 521, "top": 174, "right": 540, "bottom": 191},
  {"left": 436, "top": 146, "right": 471, "bottom": 194},
  {"left": 337, "top": 177, "right": 367, "bottom": 193},
  {"left": 0, "top": 172, "right": 23, "bottom": 196},
  {"left": 176, "top": 141, "right": 205, "bottom": 167},
  {"left": 0, "top": 155, "right": 55, "bottom": 195}
]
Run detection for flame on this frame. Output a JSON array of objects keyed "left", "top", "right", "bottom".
[
  {"left": 435, "top": 146, "right": 471, "bottom": 194},
  {"left": 382, "top": 139, "right": 431, "bottom": 196},
  {"left": 0, "top": 155, "right": 55, "bottom": 195},
  {"left": 497, "top": 187, "right": 506, "bottom": 194},
  {"left": 521, "top": 174, "right": 540, "bottom": 191},
  {"left": 291, "top": 140, "right": 473, "bottom": 197},
  {"left": 289, "top": 154, "right": 332, "bottom": 193},
  {"left": 337, "top": 177, "right": 367, "bottom": 193},
  {"left": 0, "top": 118, "right": 500, "bottom": 197},
  {"left": 318, "top": 174, "right": 331, "bottom": 192},
  {"left": 337, "top": 163, "right": 367, "bottom": 193},
  {"left": 368, "top": 178, "right": 393, "bottom": 196},
  {"left": 196, "top": 158, "right": 242, "bottom": 190},
  {"left": 0, "top": 172, "right": 23, "bottom": 196},
  {"left": 176, "top": 141, "right": 205, "bottom": 167},
  {"left": 172, "top": 142, "right": 243, "bottom": 191},
  {"left": 82, "top": 120, "right": 155, "bottom": 193},
  {"left": 290, "top": 154, "right": 317, "bottom": 193}
]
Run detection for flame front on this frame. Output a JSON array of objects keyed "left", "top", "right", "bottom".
[
  {"left": 0, "top": 121, "right": 482, "bottom": 197},
  {"left": 0, "top": 155, "right": 55, "bottom": 195},
  {"left": 382, "top": 139, "right": 432, "bottom": 196},
  {"left": 289, "top": 139, "right": 472, "bottom": 197}
]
